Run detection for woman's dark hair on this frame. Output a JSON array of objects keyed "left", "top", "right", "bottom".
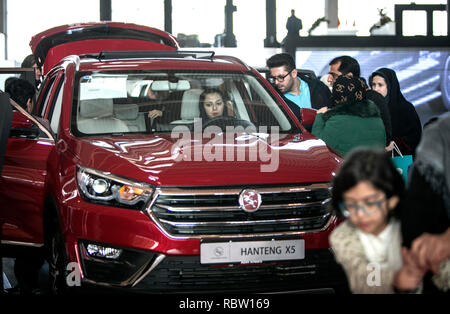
[
  {"left": 21, "top": 54, "right": 36, "bottom": 68},
  {"left": 199, "top": 88, "right": 227, "bottom": 119},
  {"left": 331, "top": 148, "right": 405, "bottom": 219}
]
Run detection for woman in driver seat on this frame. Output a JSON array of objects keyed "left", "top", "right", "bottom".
[{"left": 199, "top": 88, "right": 233, "bottom": 120}]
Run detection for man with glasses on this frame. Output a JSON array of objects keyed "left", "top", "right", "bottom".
[{"left": 266, "top": 53, "right": 330, "bottom": 121}]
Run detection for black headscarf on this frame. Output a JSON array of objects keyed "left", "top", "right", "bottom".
[
  {"left": 323, "top": 75, "right": 380, "bottom": 122},
  {"left": 369, "top": 68, "right": 422, "bottom": 155}
]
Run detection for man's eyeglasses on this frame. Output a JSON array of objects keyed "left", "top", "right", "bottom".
[
  {"left": 339, "top": 197, "right": 386, "bottom": 218},
  {"left": 268, "top": 69, "right": 293, "bottom": 84}
]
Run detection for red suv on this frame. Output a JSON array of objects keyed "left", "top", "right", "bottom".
[{"left": 1, "top": 23, "right": 347, "bottom": 293}]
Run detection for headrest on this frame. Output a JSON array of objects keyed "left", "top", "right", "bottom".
[
  {"left": 79, "top": 98, "right": 114, "bottom": 119},
  {"left": 151, "top": 80, "right": 191, "bottom": 91},
  {"left": 180, "top": 89, "right": 202, "bottom": 120},
  {"left": 113, "top": 104, "right": 139, "bottom": 120}
]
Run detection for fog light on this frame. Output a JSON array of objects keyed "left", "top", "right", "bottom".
[{"left": 86, "top": 244, "right": 122, "bottom": 260}]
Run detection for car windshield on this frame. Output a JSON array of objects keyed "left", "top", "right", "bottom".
[{"left": 72, "top": 70, "right": 299, "bottom": 136}]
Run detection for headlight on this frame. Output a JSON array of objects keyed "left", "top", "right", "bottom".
[{"left": 76, "top": 166, "right": 153, "bottom": 210}]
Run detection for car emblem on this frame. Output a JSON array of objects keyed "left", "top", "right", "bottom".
[
  {"left": 239, "top": 189, "right": 262, "bottom": 213},
  {"left": 214, "top": 246, "right": 224, "bottom": 257}
]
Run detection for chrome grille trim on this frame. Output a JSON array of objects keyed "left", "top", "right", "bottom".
[
  {"left": 159, "top": 215, "right": 329, "bottom": 227},
  {"left": 145, "top": 183, "right": 334, "bottom": 239},
  {"left": 156, "top": 200, "right": 326, "bottom": 212}
]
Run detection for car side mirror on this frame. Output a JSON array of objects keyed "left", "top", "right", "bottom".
[
  {"left": 10, "top": 111, "right": 40, "bottom": 139},
  {"left": 300, "top": 108, "right": 317, "bottom": 132},
  {"left": 11, "top": 111, "right": 33, "bottom": 129}
]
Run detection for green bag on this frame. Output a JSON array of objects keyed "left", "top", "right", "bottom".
[{"left": 391, "top": 142, "right": 413, "bottom": 185}]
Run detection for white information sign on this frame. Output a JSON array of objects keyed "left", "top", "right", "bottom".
[{"left": 200, "top": 239, "right": 305, "bottom": 264}]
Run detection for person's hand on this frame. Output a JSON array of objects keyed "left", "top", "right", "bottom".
[
  {"left": 148, "top": 110, "right": 163, "bottom": 119},
  {"left": 410, "top": 228, "right": 450, "bottom": 274},
  {"left": 316, "top": 107, "right": 328, "bottom": 114},
  {"left": 393, "top": 247, "right": 426, "bottom": 291},
  {"left": 385, "top": 141, "right": 395, "bottom": 152},
  {"left": 226, "top": 100, "right": 234, "bottom": 117}
]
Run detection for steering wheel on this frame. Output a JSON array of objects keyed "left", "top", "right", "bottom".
[{"left": 201, "top": 116, "right": 256, "bottom": 131}]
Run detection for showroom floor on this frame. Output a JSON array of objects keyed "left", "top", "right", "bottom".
[{"left": 2, "top": 257, "right": 49, "bottom": 293}]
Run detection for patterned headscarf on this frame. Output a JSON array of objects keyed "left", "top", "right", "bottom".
[{"left": 331, "top": 75, "right": 368, "bottom": 107}]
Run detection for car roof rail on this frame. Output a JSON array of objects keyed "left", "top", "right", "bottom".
[
  {"left": 81, "top": 50, "right": 216, "bottom": 61},
  {"left": 214, "top": 55, "right": 250, "bottom": 70}
]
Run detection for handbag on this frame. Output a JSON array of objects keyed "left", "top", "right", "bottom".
[{"left": 391, "top": 142, "right": 413, "bottom": 185}]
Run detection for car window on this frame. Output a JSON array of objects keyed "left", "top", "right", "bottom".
[
  {"left": 49, "top": 75, "right": 65, "bottom": 135},
  {"left": 71, "top": 70, "right": 298, "bottom": 136},
  {"left": 39, "top": 75, "right": 57, "bottom": 117}
]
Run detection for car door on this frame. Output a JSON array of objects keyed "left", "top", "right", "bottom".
[{"left": 0, "top": 71, "right": 60, "bottom": 247}]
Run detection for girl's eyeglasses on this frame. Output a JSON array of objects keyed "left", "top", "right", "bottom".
[{"left": 339, "top": 197, "right": 387, "bottom": 218}]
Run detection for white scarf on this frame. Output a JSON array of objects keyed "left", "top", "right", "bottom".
[{"left": 357, "top": 219, "right": 403, "bottom": 272}]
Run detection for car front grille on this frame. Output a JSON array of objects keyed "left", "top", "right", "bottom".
[
  {"left": 147, "top": 183, "right": 333, "bottom": 238},
  {"left": 132, "top": 249, "right": 349, "bottom": 293}
]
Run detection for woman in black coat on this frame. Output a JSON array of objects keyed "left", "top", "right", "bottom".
[{"left": 369, "top": 68, "right": 422, "bottom": 156}]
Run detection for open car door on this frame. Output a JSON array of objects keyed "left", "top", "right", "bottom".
[{"left": 0, "top": 70, "right": 54, "bottom": 247}]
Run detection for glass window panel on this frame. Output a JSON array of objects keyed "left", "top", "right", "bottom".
[
  {"left": 234, "top": 0, "right": 265, "bottom": 49},
  {"left": 403, "top": 11, "right": 427, "bottom": 36},
  {"left": 433, "top": 10, "right": 447, "bottom": 36},
  {"left": 172, "top": 0, "right": 222, "bottom": 47},
  {"left": 7, "top": 0, "right": 99, "bottom": 64},
  {"left": 112, "top": 0, "right": 164, "bottom": 30},
  {"left": 276, "top": 0, "right": 325, "bottom": 38}
]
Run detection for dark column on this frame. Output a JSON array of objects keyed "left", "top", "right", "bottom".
[
  {"left": 427, "top": 9, "right": 433, "bottom": 37},
  {"left": 264, "top": 0, "right": 280, "bottom": 47},
  {"left": 164, "top": 0, "right": 172, "bottom": 34},
  {"left": 448, "top": 0, "right": 450, "bottom": 37},
  {"left": 100, "top": 0, "right": 112, "bottom": 21},
  {"left": 224, "top": 0, "right": 237, "bottom": 47},
  {"left": 394, "top": 5, "right": 402, "bottom": 36},
  {"left": 0, "top": 0, "right": 6, "bottom": 59},
  {"left": 325, "top": 0, "right": 338, "bottom": 28}
]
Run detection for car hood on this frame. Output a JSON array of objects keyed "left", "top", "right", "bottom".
[{"left": 73, "top": 132, "right": 341, "bottom": 186}]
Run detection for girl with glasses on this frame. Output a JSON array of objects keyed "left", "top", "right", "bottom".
[{"left": 329, "top": 148, "right": 426, "bottom": 293}]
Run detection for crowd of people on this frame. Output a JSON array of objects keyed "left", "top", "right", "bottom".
[{"left": 266, "top": 52, "right": 449, "bottom": 294}]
